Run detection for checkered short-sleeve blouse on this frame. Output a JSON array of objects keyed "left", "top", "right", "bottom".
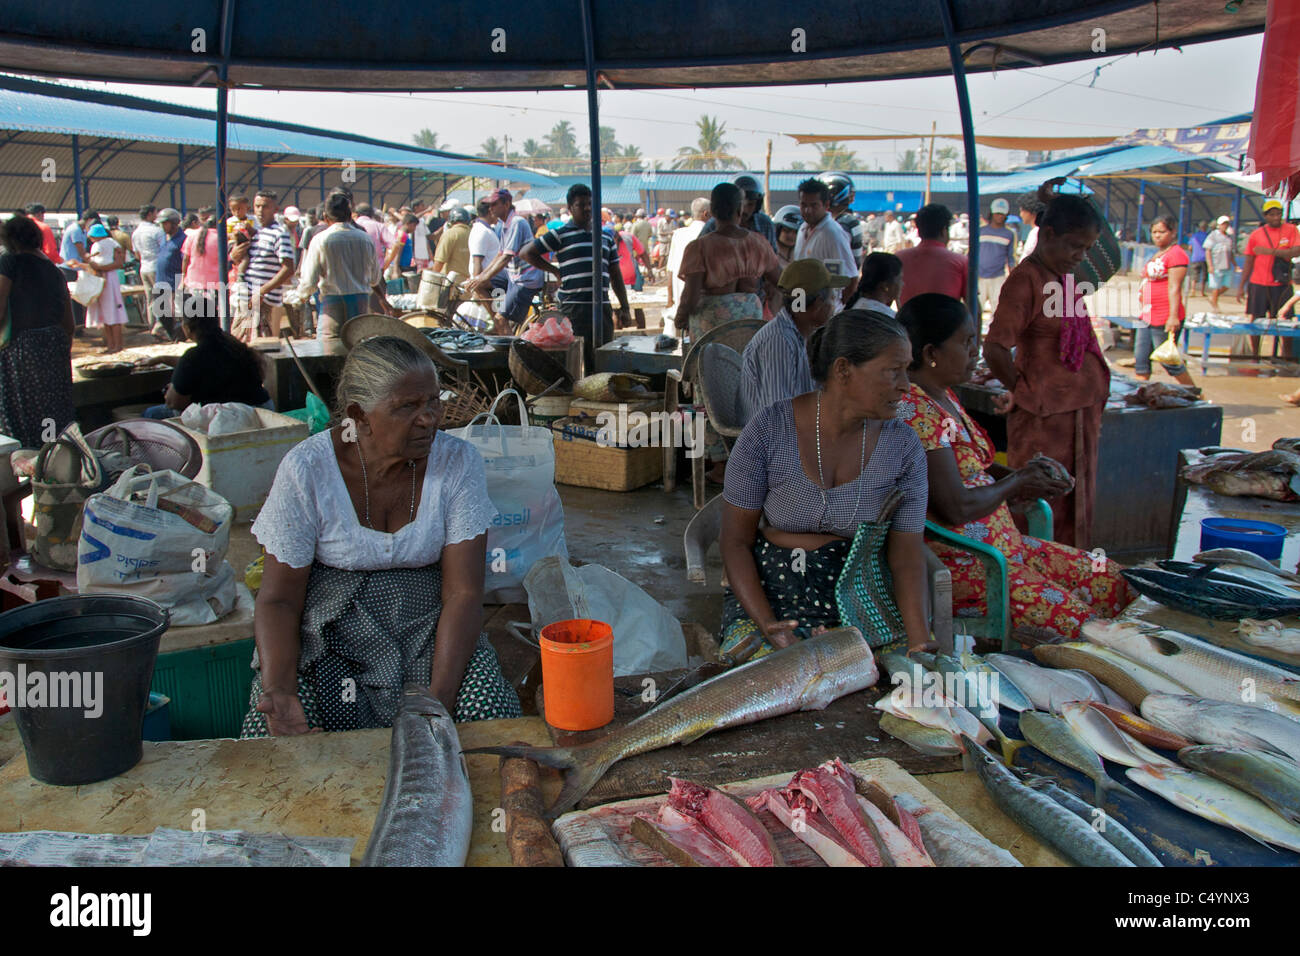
[{"left": 723, "top": 397, "right": 928, "bottom": 538}]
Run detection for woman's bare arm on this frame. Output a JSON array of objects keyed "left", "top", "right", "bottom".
[
  {"left": 428, "top": 533, "right": 488, "bottom": 711},
  {"left": 886, "top": 529, "right": 932, "bottom": 652},
  {"left": 720, "top": 502, "right": 798, "bottom": 649}
]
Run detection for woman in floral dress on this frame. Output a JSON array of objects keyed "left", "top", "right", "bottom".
[{"left": 896, "top": 293, "right": 1132, "bottom": 641}]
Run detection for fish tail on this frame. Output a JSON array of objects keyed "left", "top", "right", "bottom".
[
  {"left": 1101, "top": 775, "right": 1141, "bottom": 805},
  {"left": 998, "top": 735, "right": 1026, "bottom": 767}
]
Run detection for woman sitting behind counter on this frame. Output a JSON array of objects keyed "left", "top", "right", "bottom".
[
  {"left": 141, "top": 311, "right": 273, "bottom": 419},
  {"left": 895, "top": 293, "right": 1132, "bottom": 642},
  {"left": 242, "top": 336, "right": 520, "bottom": 736},
  {"left": 720, "top": 310, "right": 932, "bottom": 656}
]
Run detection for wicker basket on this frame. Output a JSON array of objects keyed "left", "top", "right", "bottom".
[
  {"left": 509, "top": 340, "right": 574, "bottom": 396},
  {"left": 551, "top": 416, "right": 663, "bottom": 491},
  {"left": 439, "top": 377, "right": 494, "bottom": 430}
]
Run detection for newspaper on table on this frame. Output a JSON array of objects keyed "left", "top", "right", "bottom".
[{"left": 0, "top": 828, "right": 355, "bottom": 867}]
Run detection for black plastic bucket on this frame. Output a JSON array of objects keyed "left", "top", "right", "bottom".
[{"left": 0, "top": 594, "right": 169, "bottom": 785}]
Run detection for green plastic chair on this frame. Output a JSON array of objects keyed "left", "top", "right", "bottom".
[{"left": 923, "top": 499, "right": 1054, "bottom": 650}]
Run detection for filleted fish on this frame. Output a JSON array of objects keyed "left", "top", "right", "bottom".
[
  {"left": 893, "top": 792, "right": 1022, "bottom": 866},
  {"left": 1236, "top": 619, "right": 1300, "bottom": 656},
  {"left": 465, "top": 627, "right": 880, "bottom": 816}
]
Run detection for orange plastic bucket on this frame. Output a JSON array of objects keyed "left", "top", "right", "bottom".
[{"left": 538, "top": 618, "right": 614, "bottom": 731}]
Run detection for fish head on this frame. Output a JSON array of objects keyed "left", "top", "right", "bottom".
[{"left": 398, "top": 685, "right": 454, "bottom": 720}]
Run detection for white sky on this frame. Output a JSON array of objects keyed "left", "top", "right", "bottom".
[{"left": 46, "top": 32, "right": 1262, "bottom": 172}]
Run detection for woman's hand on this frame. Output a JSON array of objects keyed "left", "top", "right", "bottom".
[
  {"left": 991, "top": 390, "right": 1014, "bottom": 415},
  {"left": 256, "top": 689, "right": 317, "bottom": 736},
  {"left": 760, "top": 618, "right": 801, "bottom": 650}
]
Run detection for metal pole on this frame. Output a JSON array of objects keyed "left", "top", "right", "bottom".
[
  {"left": 937, "top": 0, "right": 980, "bottom": 327},
  {"left": 580, "top": 0, "right": 603, "bottom": 353},
  {"left": 1103, "top": 179, "right": 1111, "bottom": 223},
  {"left": 178, "top": 144, "right": 187, "bottom": 214},
  {"left": 215, "top": 0, "right": 235, "bottom": 331},
  {"left": 368, "top": 168, "right": 374, "bottom": 206},
  {"left": 319, "top": 168, "right": 325, "bottom": 202},
  {"left": 256, "top": 150, "right": 263, "bottom": 193},
  {"left": 1178, "top": 162, "right": 1189, "bottom": 242},
  {"left": 71, "top": 134, "right": 83, "bottom": 217},
  {"left": 1136, "top": 179, "right": 1146, "bottom": 244}
]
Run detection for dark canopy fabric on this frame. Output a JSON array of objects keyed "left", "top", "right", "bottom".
[{"left": 0, "top": 0, "right": 1264, "bottom": 92}]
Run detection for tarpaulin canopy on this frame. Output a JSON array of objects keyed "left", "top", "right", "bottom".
[
  {"left": 788, "top": 133, "right": 1116, "bottom": 150},
  {"left": 0, "top": 0, "right": 1265, "bottom": 92},
  {"left": 1249, "top": 0, "right": 1300, "bottom": 200}
]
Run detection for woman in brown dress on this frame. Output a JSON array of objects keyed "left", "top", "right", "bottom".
[{"left": 983, "top": 183, "right": 1107, "bottom": 550}]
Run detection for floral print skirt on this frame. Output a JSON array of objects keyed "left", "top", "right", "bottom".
[{"left": 928, "top": 533, "right": 1132, "bottom": 642}]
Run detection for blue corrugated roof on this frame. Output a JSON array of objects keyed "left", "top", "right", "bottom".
[
  {"left": 0, "top": 82, "right": 553, "bottom": 184},
  {"left": 1020, "top": 144, "right": 1232, "bottom": 179}
]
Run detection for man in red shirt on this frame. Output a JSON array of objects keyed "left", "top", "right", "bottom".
[
  {"left": 895, "top": 203, "right": 968, "bottom": 307},
  {"left": 24, "top": 202, "right": 61, "bottom": 264},
  {"left": 1237, "top": 198, "right": 1300, "bottom": 358}
]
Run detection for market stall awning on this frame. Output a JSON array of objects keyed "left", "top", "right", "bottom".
[
  {"left": 787, "top": 133, "right": 1116, "bottom": 150},
  {"left": 1249, "top": 0, "right": 1300, "bottom": 199},
  {"left": 0, "top": 0, "right": 1264, "bottom": 92}
]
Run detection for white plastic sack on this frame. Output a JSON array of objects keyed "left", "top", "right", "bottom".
[
  {"left": 180, "top": 401, "right": 261, "bottom": 436},
  {"left": 70, "top": 270, "right": 104, "bottom": 306},
  {"left": 448, "top": 389, "right": 567, "bottom": 603},
  {"left": 524, "top": 556, "right": 688, "bottom": 676},
  {"left": 76, "top": 466, "right": 238, "bottom": 626}
]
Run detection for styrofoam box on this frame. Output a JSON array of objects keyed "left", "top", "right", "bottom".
[{"left": 177, "top": 409, "right": 309, "bottom": 523}]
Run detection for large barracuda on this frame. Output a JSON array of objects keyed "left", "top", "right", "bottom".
[
  {"left": 1140, "top": 694, "right": 1300, "bottom": 763},
  {"left": 1082, "top": 621, "right": 1300, "bottom": 719},
  {"left": 1126, "top": 765, "right": 1300, "bottom": 852},
  {"left": 1011, "top": 767, "right": 1162, "bottom": 867},
  {"left": 362, "top": 687, "right": 474, "bottom": 867},
  {"left": 962, "top": 736, "right": 1134, "bottom": 867},
  {"left": 465, "top": 627, "right": 880, "bottom": 816}
]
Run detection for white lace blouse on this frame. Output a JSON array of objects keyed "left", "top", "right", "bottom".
[{"left": 251, "top": 430, "right": 496, "bottom": 570}]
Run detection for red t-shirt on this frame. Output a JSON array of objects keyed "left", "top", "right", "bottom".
[
  {"left": 616, "top": 232, "right": 644, "bottom": 285},
  {"left": 896, "top": 239, "right": 969, "bottom": 305},
  {"left": 1246, "top": 223, "right": 1300, "bottom": 286},
  {"left": 1141, "top": 245, "right": 1188, "bottom": 327},
  {"left": 35, "top": 219, "right": 61, "bottom": 264}
]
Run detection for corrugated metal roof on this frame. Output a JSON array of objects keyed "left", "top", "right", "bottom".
[{"left": 0, "top": 79, "right": 552, "bottom": 183}]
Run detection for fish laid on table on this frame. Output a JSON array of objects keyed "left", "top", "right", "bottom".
[
  {"left": 1181, "top": 448, "right": 1300, "bottom": 502},
  {"left": 824, "top": 759, "right": 934, "bottom": 866},
  {"left": 1033, "top": 641, "right": 1191, "bottom": 707},
  {"left": 959, "top": 651, "right": 1033, "bottom": 712},
  {"left": 1236, "top": 619, "right": 1300, "bottom": 656},
  {"left": 1060, "top": 700, "right": 1178, "bottom": 769},
  {"left": 963, "top": 736, "right": 1134, "bottom": 867},
  {"left": 1017, "top": 710, "right": 1138, "bottom": 805},
  {"left": 878, "top": 712, "right": 963, "bottom": 757},
  {"left": 1125, "top": 765, "right": 1300, "bottom": 853},
  {"left": 1158, "top": 560, "right": 1300, "bottom": 600},
  {"left": 361, "top": 687, "right": 473, "bottom": 867},
  {"left": 783, "top": 766, "right": 885, "bottom": 866},
  {"left": 631, "top": 804, "right": 741, "bottom": 867},
  {"left": 1177, "top": 746, "right": 1300, "bottom": 825},
  {"left": 665, "top": 778, "right": 783, "bottom": 866},
  {"left": 1121, "top": 566, "right": 1300, "bottom": 621},
  {"left": 835, "top": 761, "right": 929, "bottom": 856},
  {"left": 874, "top": 693, "right": 994, "bottom": 750},
  {"left": 1194, "top": 548, "right": 1300, "bottom": 584},
  {"left": 1087, "top": 701, "right": 1194, "bottom": 752},
  {"left": 933, "top": 653, "right": 1024, "bottom": 765},
  {"left": 464, "top": 627, "right": 880, "bottom": 817},
  {"left": 893, "top": 792, "right": 1022, "bottom": 867},
  {"left": 1061, "top": 667, "right": 1134, "bottom": 713},
  {"left": 747, "top": 788, "right": 866, "bottom": 867},
  {"left": 1011, "top": 767, "right": 1162, "bottom": 867},
  {"left": 1141, "top": 694, "right": 1300, "bottom": 763},
  {"left": 1083, "top": 621, "right": 1300, "bottom": 718},
  {"left": 985, "top": 653, "right": 1102, "bottom": 713}
]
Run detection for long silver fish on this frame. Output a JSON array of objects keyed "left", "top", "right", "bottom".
[
  {"left": 1141, "top": 694, "right": 1300, "bottom": 763},
  {"left": 962, "top": 736, "right": 1133, "bottom": 867},
  {"left": 1083, "top": 621, "right": 1300, "bottom": 719},
  {"left": 985, "top": 653, "right": 1102, "bottom": 713},
  {"left": 1012, "top": 767, "right": 1162, "bottom": 867},
  {"left": 893, "top": 792, "right": 1022, "bottom": 867},
  {"left": 1018, "top": 710, "right": 1138, "bottom": 805},
  {"left": 465, "top": 627, "right": 880, "bottom": 816},
  {"left": 362, "top": 686, "right": 474, "bottom": 867},
  {"left": 1178, "top": 745, "right": 1300, "bottom": 825},
  {"left": 960, "top": 651, "right": 1033, "bottom": 712}
]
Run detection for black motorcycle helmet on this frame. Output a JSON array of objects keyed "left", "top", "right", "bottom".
[
  {"left": 818, "top": 171, "right": 855, "bottom": 208},
  {"left": 733, "top": 174, "right": 763, "bottom": 202}
]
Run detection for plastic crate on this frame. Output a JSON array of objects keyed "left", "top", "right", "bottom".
[
  {"left": 150, "top": 638, "right": 255, "bottom": 740},
  {"left": 177, "top": 408, "right": 309, "bottom": 522}
]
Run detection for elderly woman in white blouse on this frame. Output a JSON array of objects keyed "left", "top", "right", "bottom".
[{"left": 241, "top": 336, "right": 520, "bottom": 736}]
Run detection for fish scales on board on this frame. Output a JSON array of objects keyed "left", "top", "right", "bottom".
[
  {"left": 361, "top": 687, "right": 474, "bottom": 867},
  {"left": 1140, "top": 694, "right": 1300, "bottom": 763},
  {"left": 963, "top": 736, "right": 1134, "bottom": 867},
  {"left": 464, "top": 627, "right": 880, "bottom": 817}
]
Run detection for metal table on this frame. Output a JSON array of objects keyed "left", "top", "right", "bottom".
[{"left": 595, "top": 334, "right": 684, "bottom": 375}]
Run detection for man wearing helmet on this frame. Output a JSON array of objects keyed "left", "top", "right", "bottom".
[
  {"left": 432, "top": 206, "right": 473, "bottom": 278},
  {"left": 700, "top": 174, "right": 777, "bottom": 252},
  {"left": 792, "top": 177, "right": 858, "bottom": 309},
  {"left": 820, "top": 171, "right": 866, "bottom": 268},
  {"left": 772, "top": 204, "right": 801, "bottom": 267}
]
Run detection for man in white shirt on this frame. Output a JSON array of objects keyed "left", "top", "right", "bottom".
[
  {"left": 469, "top": 199, "right": 502, "bottom": 277},
  {"left": 882, "top": 210, "right": 906, "bottom": 253},
  {"left": 1018, "top": 196, "right": 1045, "bottom": 259},
  {"left": 132, "top": 205, "right": 164, "bottom": 291},
  {"left": 792, "top": 177, "right": 859, "bottom": 309},
  {"left": 296, "top": 192, "right": 385, "bottom": 341},
  {"left": 665, "top": 197, "right": 710, "bottom": 331},
  {"left": 410, "top": 200, "right": 432, "bottom": 268}
]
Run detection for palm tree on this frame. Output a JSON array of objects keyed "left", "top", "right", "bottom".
[
  {"left": 618, "top": 144, "right": 643, "bottom": 174},
  {"left": 897, "top": 149, "right": 922, "bottom": 172},
  {"left": 599, "top": 126, "right": 621, "bottom": 160},
  {"left": 544, "top": 121, "right": 581, "bottom": 172},
  {"left": 479, "top": 137, "right": 506, "bottom": 161},
  {"left": 520, "top": 138, "right": 543, "bottom": 163},
  {"left": 413, "top": 128, "right": 449, "bottom": 151},
  {"left": 814, "top": 141, "right": 866, "bottom": 171},
  {"left": 672, "top": 115, "right": 743, "bottom": 170}
]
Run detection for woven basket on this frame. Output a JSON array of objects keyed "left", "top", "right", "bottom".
[
  {"left": 439, "top": 378, "right": 493, "bottom": 430},
  {"left": 509, "top": 340, "right": 574, "bottom": 396},
  {"left": 551, "top": 416, "right": 663, "bottom": 491}
]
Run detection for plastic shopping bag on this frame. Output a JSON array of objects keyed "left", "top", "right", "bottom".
[
  {"left": 1151, "top": 331, "right": 1184, "bottom": 368},
  {"left": 521, "top": 313, "right": 575, "bottom": 348},
  {"left": 77, "top": 466, "right": 238, "bottom": 625},
  {"left": 70, "top": 270, "right": 104, "bottom": 307},
  {"left": 447, "top": 389, "right": 567, "bottom": 603}
]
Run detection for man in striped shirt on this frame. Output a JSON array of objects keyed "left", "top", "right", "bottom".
[
  {"left": 739, "top": 259, "right": 845, "bottom": 418},
  {"left": 522, "top": 183, "right": 630, "bottom": 374},
  {"left": 232, "top": 190, "right": 296, "bottom": 337}
]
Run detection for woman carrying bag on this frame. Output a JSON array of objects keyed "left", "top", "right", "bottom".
[{"left": 1136, "top": 216, "right": 1196, "bottom": 385}]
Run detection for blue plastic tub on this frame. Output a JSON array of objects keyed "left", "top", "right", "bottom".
[{"left": 1199, "top": 517, "right": 1287, "bottom": 561}]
